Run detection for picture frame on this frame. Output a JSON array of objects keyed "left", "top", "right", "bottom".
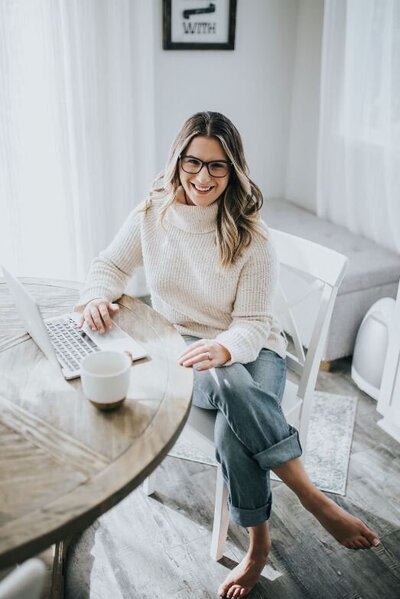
[{"left": 163, "top": 0, "right": 237, "bottom": 50}]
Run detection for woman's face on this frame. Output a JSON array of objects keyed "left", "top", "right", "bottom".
[{"left": 179, "top": 136, "right": 230, "bottom": 206}]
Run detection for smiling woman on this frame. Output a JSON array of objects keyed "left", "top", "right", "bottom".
[{"left": 76, "top": 111, "right": 380, "bottom": 598}]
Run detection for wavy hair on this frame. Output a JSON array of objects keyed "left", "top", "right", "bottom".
[{"left": 146, "top": 111, "right": 265, "bottom": 267}]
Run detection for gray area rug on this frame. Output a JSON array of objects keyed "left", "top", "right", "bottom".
[{"left": 169, "top": 391, "right": 357, "bottom": 496}]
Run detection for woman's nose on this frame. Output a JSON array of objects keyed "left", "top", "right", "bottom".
[{"left": 197, "top": 164, "right": 212, "bottom": 181}]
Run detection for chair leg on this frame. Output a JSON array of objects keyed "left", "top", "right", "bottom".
[
  {"left": 143, "top": 470, "right": 157, "bottom": 496},
  {"left": 210, "top": 465, "right": 230, "bottom": 561}
]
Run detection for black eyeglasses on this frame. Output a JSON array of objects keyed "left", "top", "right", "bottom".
[{"left": 179, "top": 155, "right": 231, "bottom": 178}]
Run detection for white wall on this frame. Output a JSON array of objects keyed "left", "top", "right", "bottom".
[
  {"left": 153, "top": 0, "right": 299, "bottom": 200},
  {"left": 285, "top": 0, "right": 324, "bottom": 212}
]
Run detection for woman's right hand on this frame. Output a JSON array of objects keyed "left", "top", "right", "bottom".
[{"left": 78, "top": 298, "right": 120, "bottom": 333}]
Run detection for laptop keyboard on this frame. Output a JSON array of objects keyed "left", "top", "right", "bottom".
[{"left": 45, "top": 317, "right": 100, "bottom": 372}]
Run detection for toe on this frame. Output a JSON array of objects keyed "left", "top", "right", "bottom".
[
  {"left": 359, "top": 537, "right": 372, "bottom": 549},
  {"left": 349, "top": 537, "right": 369, "bottom": 549},
  {"left": 345, "top": 540, "right": 357, "bottom": 549},
  {"left": 218, "top": 581, "right": 232, "bottom": 597},
  {"left": 227, "top": 586, "right": 240, "bottom": 599},
  {"left": 361, "top": 523, "right": 380, "bottom": 546},
  {"left": 367, "top": 533, "right": 380, "bottom": 546}
]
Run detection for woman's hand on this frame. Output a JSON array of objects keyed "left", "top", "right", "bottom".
[
  {"left": 178, "top": 339, "right": 231, "bottom": 371},
  {"left": 77, "top": 298, "right": 120, "bottom": 333}
]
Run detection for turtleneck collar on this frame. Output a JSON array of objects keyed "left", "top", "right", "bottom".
[{"left": 164, "top": 201, "right": 219, "bottom": 233}]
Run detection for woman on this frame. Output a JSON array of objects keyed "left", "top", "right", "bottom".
[{"left": 77, "top": 112, "right": 380, "bottom": 598}]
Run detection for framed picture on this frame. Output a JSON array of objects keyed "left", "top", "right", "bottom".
[{"left": 163, "top": 0, "right": 237, "bottom": 50}]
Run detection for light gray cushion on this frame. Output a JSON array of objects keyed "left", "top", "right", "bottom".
[
  {"left": 264, "top": 198, "right": 400, "bottom": 360},
  {"left": 265, "top": 198, "right": 400, "bottom": 294}
]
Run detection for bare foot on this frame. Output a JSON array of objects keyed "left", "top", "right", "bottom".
[
  {"left": 218, "top": 552, "right": 269, "bottom": 598},
  {"left": 218, "top": 521, "right": 270, "bottom": 597},
  {"left": 301, "top": 490, "right": 380, "bottom": 549}
]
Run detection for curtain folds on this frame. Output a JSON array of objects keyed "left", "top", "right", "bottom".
[
  {"left": 0, "top": 0, "right": 155, "bottom": 280},
  {"left": 317, "top": 0, "right": 400, "bottom": 253}
]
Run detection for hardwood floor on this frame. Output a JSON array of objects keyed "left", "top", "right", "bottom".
[{"left": 65, "top": 358, "right": 400, "bottom": 599}]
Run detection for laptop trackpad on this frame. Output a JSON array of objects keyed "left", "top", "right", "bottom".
[{"left": 87, "top": 325, "right": 147, "bottom": 360}]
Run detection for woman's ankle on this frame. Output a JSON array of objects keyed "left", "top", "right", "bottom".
[
  {"left": 295, "top": 485, "right": 324, "bottom": 508},
  {"left": 248, "top": 538, "right": 271, "bottom": 557},
  {"left": 248, "top": 523, "right": 272, "bottom": 557}
]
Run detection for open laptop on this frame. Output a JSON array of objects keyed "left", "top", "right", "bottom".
[{"left": 2, "top": 265, "right": 147, "bottom": 380}]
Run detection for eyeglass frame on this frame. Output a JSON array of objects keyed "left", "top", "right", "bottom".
[{"left": 178, "top": 154, "right": 232, "bottom": 178}]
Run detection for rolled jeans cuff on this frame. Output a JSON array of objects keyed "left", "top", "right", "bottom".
[
  {"left": 229, "top": 499, "right": 272, "bottom": 528},
  {"left": 254, "top": 426, "right": 302, "bottom": 470}
]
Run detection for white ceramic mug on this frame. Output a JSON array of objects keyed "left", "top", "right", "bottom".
[{"left": 80, "top": 350, "right": 131, "bottom": 410}]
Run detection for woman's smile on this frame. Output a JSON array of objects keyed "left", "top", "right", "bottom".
[{"left": 191, "top": 182, "right": 215, "bottom": 194}]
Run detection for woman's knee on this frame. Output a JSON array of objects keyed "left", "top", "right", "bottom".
[{"left": 192, "top": 363, "right": 252, "bottom": 408}]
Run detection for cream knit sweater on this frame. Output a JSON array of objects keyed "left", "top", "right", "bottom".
[{"left": 78, "top": 198, "right": 286, "bottom": 364}]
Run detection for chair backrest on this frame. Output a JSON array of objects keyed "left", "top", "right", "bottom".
[
  {"left": 269, "top": 228, "right": 348, "bottom": 448},
  {"left": 0, "top": 558, "right": 46, "bottom": 599}
]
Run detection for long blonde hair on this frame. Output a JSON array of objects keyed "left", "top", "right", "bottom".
[{"left": 146, "top": 111, "right": 265, "bottom": 267}]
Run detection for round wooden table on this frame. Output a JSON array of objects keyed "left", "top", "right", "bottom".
[{"left": 0, "top": 278, "right": 193, "bottom": 568}]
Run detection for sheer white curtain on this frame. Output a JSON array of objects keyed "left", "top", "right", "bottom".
[
  {"left": 0, "top": 0, "right": 155, "bottom": 280},
  {"left": 317, "top": 0, "right": 400, "bottom": 253}
]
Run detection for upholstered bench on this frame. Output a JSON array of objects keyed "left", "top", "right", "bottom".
[{"left": 265, "top": 198, "right": 400, "bottom": 363}]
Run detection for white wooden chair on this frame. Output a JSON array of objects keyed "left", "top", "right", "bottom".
[
  {"left": 0, "top": 558, "right": 46, "bottom": 599},
  {"left": 144, "top": 228, "right": 348, "bottom": 560}
]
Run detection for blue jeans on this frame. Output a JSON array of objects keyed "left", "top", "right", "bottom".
[{"left": 185, "top": 337, "right": 303, "bottom": 528}]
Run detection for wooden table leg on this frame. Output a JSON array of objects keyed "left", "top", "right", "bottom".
[{"left": 50, "top": 539, "right": 71, "bottom": 599}]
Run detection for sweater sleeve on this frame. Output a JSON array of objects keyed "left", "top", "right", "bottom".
[
  {"left": 76, "top": 206, "right": 144, "bottom": 309},
  {"left": 215, "top": 236, "right": 278, "bottom": 365}
]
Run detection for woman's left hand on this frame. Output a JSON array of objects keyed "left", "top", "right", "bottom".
[{"left": 178, "top": 339, "right": 231, "bottom": 371}]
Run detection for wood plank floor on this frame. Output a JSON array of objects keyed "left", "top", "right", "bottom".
[{"left": 65, "top": 358, "right": 400, "bottom": 599}]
